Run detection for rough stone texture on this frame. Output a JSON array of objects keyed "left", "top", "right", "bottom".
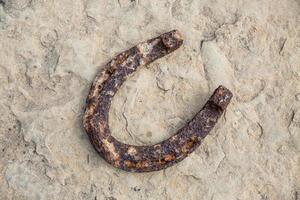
[{"left": 0, "top": 0, "right": 299, "bottom": 199}]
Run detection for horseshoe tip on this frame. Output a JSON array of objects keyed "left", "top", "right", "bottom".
[
  {"left": 210, "top": 85, "right": 233, "bottom": 111},
  {"left": 171, "top": 29, "right": 183, "bottom": 39},
  {"left": 161, "top": 30, "right": 183, "bottom": 51}
]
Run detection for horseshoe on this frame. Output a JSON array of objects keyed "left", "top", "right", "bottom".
[{"left": 83, "top": 30, "right": 233, "bottom": 172}]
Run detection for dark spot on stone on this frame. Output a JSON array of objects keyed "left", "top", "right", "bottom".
[
  {"left": 295, "top": 191, "right": 298, "bottom": 200},
  {"left": 132, "top": 186, "right": 141, "bottom": 192},
  {"left": 0, "top": 0, "right": 5, "bottom": 7},
  {"left": 146, "top": 131, "right": 152, "bottom": 138}
]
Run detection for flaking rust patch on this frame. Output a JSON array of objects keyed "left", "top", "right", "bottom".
[
  {"left": 83, "top": 30, "right": 233, "bottom": 172},
  {"left": 127, "top": 147, "right": 137, "bottom": 156},
  {"left": 137, "top": 42, "right": 153, "bottom": 56},
  {"left": 102, "top": 138, "right": 119, "bottom": 160}
]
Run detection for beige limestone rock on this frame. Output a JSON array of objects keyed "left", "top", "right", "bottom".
[{"left": 0, "top": 0, "right": 299, "bottom": 199}]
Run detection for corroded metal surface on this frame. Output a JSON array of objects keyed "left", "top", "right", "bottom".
[{"left": 83, "top": 30, "right": 233, "bottom": 172}]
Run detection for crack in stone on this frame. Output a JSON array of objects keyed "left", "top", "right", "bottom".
[
  {"left": 156, "top": 79, "right": 170, "bottom": 92},
  {"left": 122, "top": 111, "right": 134, "bottom": 140},
  {"left": 279, "top": 38, "right": 287, "bottom": 56}
]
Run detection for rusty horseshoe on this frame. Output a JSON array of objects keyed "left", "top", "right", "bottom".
[{"left": 83, "top": 30, "right": 233, "bottom": 172}]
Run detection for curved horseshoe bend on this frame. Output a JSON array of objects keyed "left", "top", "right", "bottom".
[{"left": 83, "top": 30, "right": 233, "bottom": 172}]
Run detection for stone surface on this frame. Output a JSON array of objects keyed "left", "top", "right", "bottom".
[{"left": 0, "top": 0, "right": 299, "bottom": 199}]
